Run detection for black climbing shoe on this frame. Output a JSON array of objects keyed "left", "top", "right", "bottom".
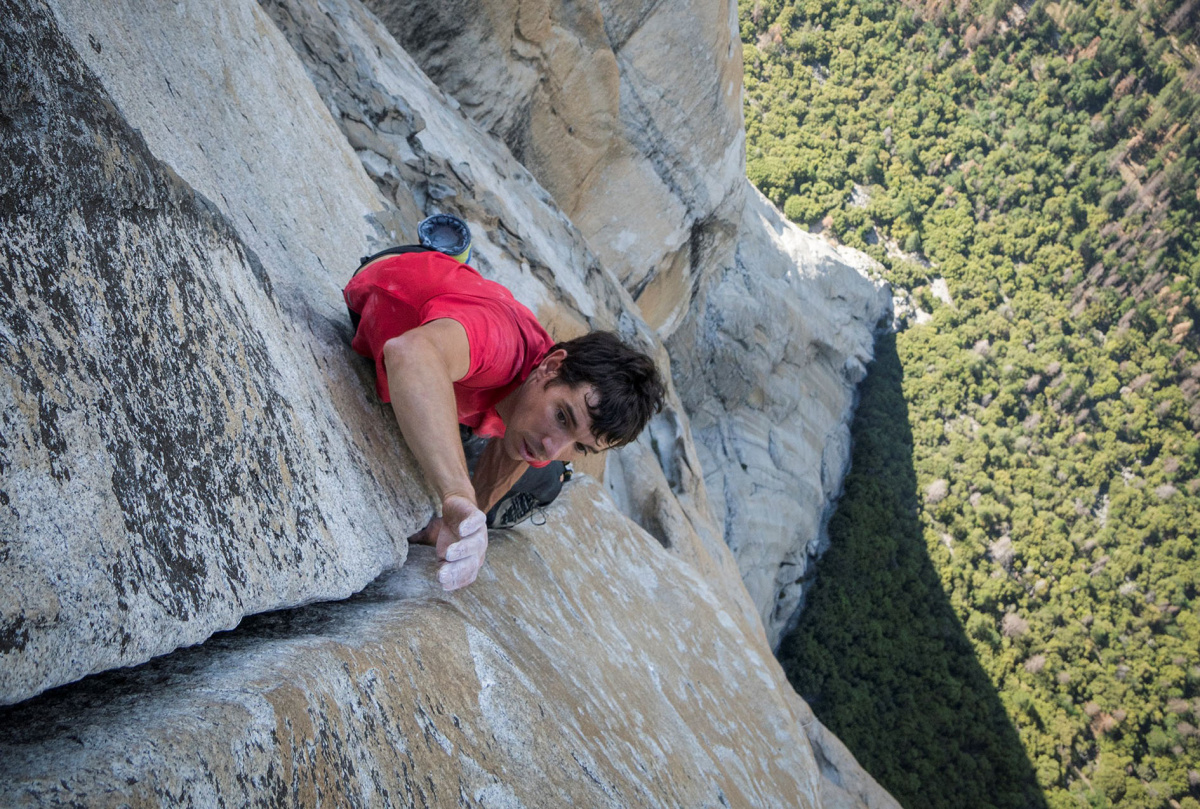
[
  {"left": 488, "top": 491, "right": 546, "bottom": 530},
  {"left": 485, "top": 461, "right": 572, "bottom": 529}
]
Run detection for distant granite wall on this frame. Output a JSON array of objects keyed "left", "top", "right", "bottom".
[
  {"left": 363, "top": 0, "right": 747, "bottom": 337},
  {"left": 0, "top": 0, "right": 897, "bottom": 804},
  {"left": 670, "top": 188, "right": 891, "bottom": 644}
]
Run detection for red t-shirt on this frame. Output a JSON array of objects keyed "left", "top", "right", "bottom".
[{"left": 344, "top": 251, "right": 554, "bottom": 441}]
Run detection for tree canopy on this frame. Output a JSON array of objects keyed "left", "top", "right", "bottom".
[{"left": 746, "top": 0, "right": 1200, "bottom": 805}]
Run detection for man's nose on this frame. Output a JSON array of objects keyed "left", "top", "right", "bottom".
[{"left": 541, "top": 433, "right": 570, "bottom": 460}]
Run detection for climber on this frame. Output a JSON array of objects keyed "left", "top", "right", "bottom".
[{"left": 344, "top": 245, "right": 664, "bottom": 592}]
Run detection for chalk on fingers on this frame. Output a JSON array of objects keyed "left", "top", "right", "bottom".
[{"left": 459, "top": 512, "right": 486, "bottom": 538}]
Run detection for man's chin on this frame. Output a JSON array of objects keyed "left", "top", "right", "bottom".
[{"left": 506, "top": 437, "right": 527, "bottom": 463}]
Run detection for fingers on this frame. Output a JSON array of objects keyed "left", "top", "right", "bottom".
[
  {"left": 445, "top": 532, "right": 486, "bottom": 562},
  {"left": 437, "top": 497, "right": 488, "bottom": 591},
  {"left": 440, "top": 530, "right": 486, "bottom": 591},
  {"left": 439, "top": 532, "right": 485, "bottom": 590},
  {"left": 438, "top": 554, "right": 482, "bottom": 591}
]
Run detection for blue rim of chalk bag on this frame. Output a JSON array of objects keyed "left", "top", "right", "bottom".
[{"left": 418, "top": 214, "right": 472, "bottom": 259}]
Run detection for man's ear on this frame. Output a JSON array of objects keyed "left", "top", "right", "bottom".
[{"left": 537, "top": 348, "right": 568, "bottom": 379}]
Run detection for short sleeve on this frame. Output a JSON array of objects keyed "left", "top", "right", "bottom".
[{"left": 421, "top": 294, "right": 528, "bottom": 390}]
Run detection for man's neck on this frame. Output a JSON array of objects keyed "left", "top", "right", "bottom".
[{"left": 494, "top": 382, "right": 521, "bottom": 424}]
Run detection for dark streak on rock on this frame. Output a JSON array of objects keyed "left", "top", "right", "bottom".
[
  {"left": 0, "top": 614, "right": 29, "bottom": 654},
  {"left": 501, "top": 98, "right": 534, "bottom": 168},
  {"left": 600, "top": 0, "right": 668, "bottom": 53},
  {"left": 1, "top": 0, "right": 326, "bottom": 630}
]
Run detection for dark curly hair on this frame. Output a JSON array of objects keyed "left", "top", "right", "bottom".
[{"left": 549, "top": 331, "right": 665, "bottom": 449}]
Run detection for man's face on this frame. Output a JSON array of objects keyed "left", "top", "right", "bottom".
[{"left": 501, "top": 352, "right": 607, "bottom": 465}]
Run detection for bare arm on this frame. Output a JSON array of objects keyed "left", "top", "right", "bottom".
[{"left": 382, "top": 319, "right": 487, "bottom": 590}]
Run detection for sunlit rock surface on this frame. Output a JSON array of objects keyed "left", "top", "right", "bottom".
[
  {"left": 361, "top": 0, "right": 747, "bottom": 338},
  {"left": 670, "top": 188, "right": 892, "bottom": 646},
  {"left": 0, "top": 0, "right": 898, "bottom": 804},
  {"left": 0, "top": 480, "right": 896, "bottom": 809}
]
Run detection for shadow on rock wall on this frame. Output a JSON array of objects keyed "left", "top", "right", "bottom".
[{"left": 777, "top": 335, "right": 1048, "bottom": 809}]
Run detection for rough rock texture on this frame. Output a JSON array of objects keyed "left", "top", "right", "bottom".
[
  {"left": 0, "top": 0, "right": 899, "bottom": 803},
  {"left": 255, "top": 0, "right": 754, "bottom": 637},
  {"left": 669, "top": 188, "right": 892, "bottom": 645},
  {"left": 2, "top": 0, "right": 729, "bottom": 701},
  {"left": 0, "top": 480, "right": 897, "bottom": 809},
  {"left": 363, "top": 0, "right": 747, "bottom": 337},
  {"left": 0, "top": 0, "right": 428, "bottom": 704},
  {"left": 359, "top": 0, "right": 891, "bottom": 646}
]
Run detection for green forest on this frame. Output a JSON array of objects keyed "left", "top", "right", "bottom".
[{"left": 740, "top": 0, "right": 1200, "bottom": 806}]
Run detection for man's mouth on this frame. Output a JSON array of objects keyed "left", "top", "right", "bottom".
[{"left": 520, "top": 438, "right": 538, "bottom": 463}]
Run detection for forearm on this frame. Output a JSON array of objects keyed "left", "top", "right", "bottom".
[
  {"left": 380, "top": 321, "right": 490, "bottom": 591},
  {"left": 382, "top": 333, "right": 474, "bottom": 506},
  {"left": 472, "top": 438, "right": 529, "bottom": 513}
]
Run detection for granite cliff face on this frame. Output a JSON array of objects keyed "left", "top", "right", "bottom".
[
  {"left": 356, "top": 0, "right": 891, "bottom": 644},
  {"left": 364, "top": 0, "right": 747, "bottom": 337},
  {"left": 0, "top": 0, "right": 896, "bottom": 804},
  {"left": 0, "top": 481, "right": 888, "bottom": 808},
  {"left": 2, "top": 0, "right": 429, "bottom": 703}
]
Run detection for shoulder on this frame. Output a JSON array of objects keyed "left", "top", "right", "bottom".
[{"left": 430, "top": 290, "right": 551, "bottom": 389}]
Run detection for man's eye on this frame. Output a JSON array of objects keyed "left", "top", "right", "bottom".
[
  {"left": 575, "top": 443, "right": 588, "bottom": 455},
  {"left": 557, "top": 410, "right": 567, "bottom": 425}
]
